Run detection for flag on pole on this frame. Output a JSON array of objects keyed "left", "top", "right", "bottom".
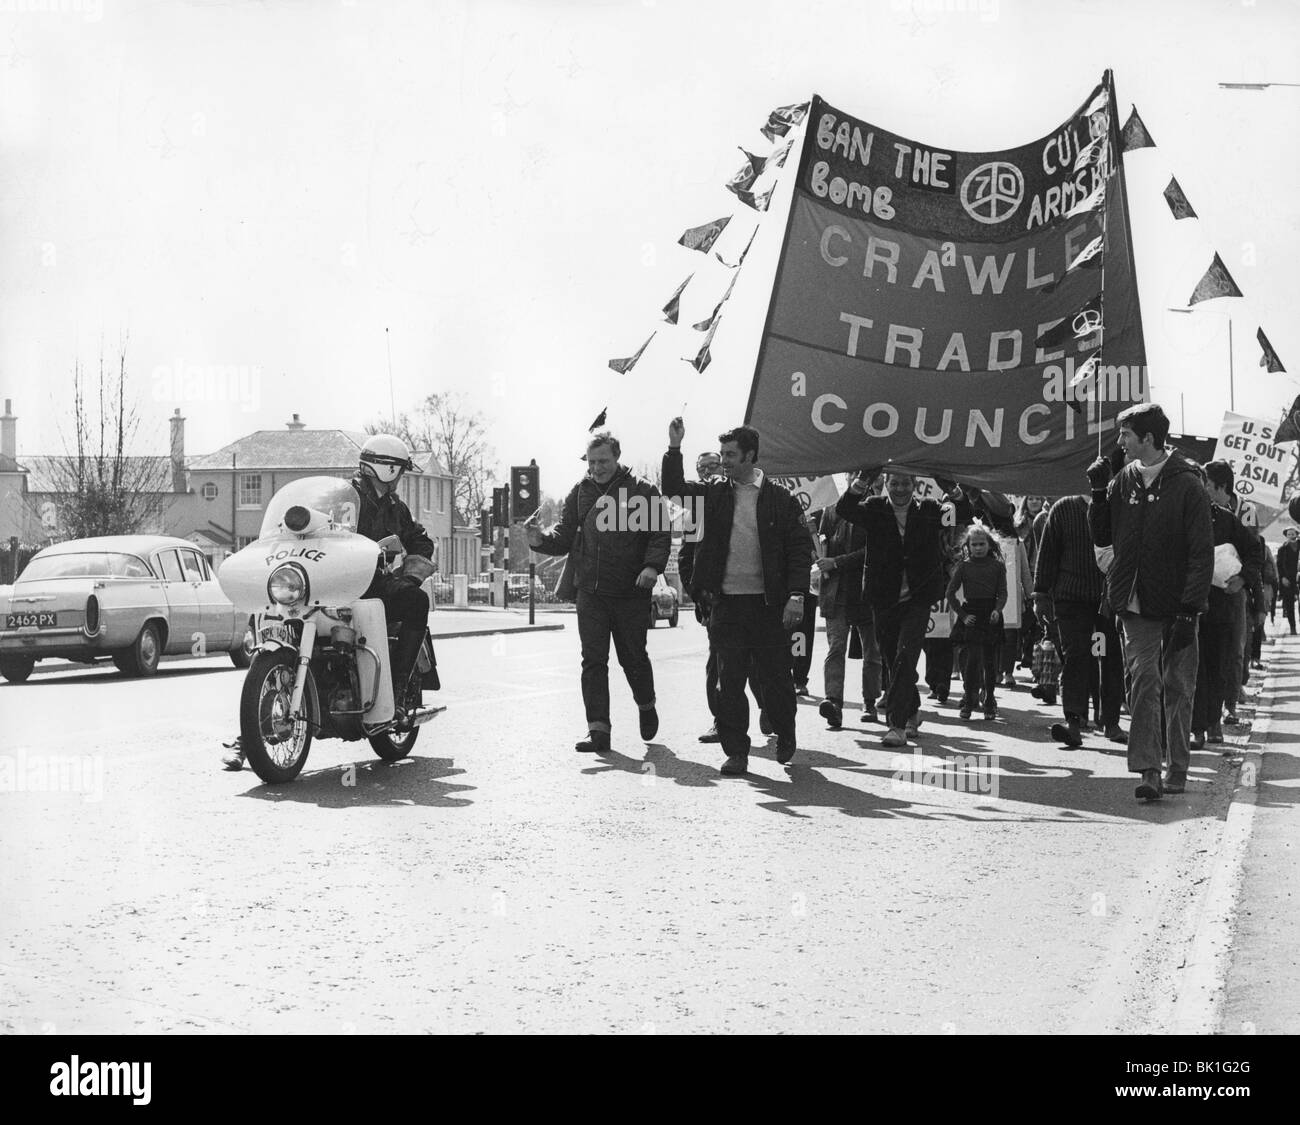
[
  {"left": 692, "top": 274, "right": 738, "bottom": 333},
  {"left": 587, "top": 406, "right": 608, "bottom": 431},
  {"left": 1188, "top": 252, "right": 1243, "bottom": 305},
  {"left": 608, "top": 332, "right": 655, "bottom": 374},
  {"left": 1258, "top": 327, "right": 1286, "bottom": 373},
  {"left": 1066, "top": 182, "right": 1105, "bottom": 217},
  {"left": 1276, "top": 393, "right": 1300, "bottom": 443},
  {"left": 771, "top": 138, "right": 795, "bottom": 168},
  {"left": 760, "top": 101, "right": 809, "bottom": 141},
  {"left": 678, "top": 216, "right": 731, "bottom": 253},
  {"left": 1163, "top": 177, "right": 1197, "bottom": 220},
  {"left": 688, "top": 321, "right": 718, "bottom": 373},
  {"left": 737, "top": 185, "right": 774, "bottom": 212},
  {"left": 1036, "top": 294, "right": 1103, "bottom": 351},
  {"left": 740, "top": 146, "right": 768, "bottom": 176},
  {"left": 661, "top": 274, "right": 692, "bottom": 324},
  {"left": 1121, "top": 107, "right": 1156, "bottom": 151},
  {"left": 716, "top": 226, "right": 757, "bottom": 268}
]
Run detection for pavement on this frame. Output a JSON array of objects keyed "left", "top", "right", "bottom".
[{"left": 428, "top": 605, "right": 566, "bottom": 639}]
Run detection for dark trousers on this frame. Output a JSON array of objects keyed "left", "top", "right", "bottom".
[
  {"left": 705, "top": 648, "right": 763, "bottom": 717},
  {"left": 366, "top": 573, "right": 430, "bottom": 690},
  {"left": 708, "top": 594, "right": 796, "bottom": 758},
  {"left": 875, "top": 599, "right": 930, "bottom": 730},
  {"left": 923, "top": 638, "right": 954, "bottom": 698},
  {"left": 1282, "top": 590, "right": 1296, "bottom": 634},
  {"left": 790, "top": 594, "right": 819, "bottom": 688},
  {"left": 1193, "top": 616, "right": 1232, "bottom": 733},
  {"left": 576, "top": 590, "right": 655, "bottom": 734},
  {"left": 999, "top": 628, "right": 1020, "bottom": 676},
  {"left": 1054, "top": 601, "right": 1123, "bottom": 727},
  {"left": 961, "top": 642, "right": 999, "bottom": 710}
]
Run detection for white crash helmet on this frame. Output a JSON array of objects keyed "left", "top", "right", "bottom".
[{"left": 359, "top": 433, "right": 415, "bottom": 484}]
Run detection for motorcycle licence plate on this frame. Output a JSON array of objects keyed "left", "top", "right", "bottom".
[
  {"left": 260, "top": 622, "right": 292, "bottom": 645},
  {"left": 6, "top": 612, "right": 57, "bottom": 628}
]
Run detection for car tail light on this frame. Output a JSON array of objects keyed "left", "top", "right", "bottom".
[{"left": 85, "top": 594, "right": 100, "bottom": 635}]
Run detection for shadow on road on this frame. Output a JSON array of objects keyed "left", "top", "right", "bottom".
[
  {"left": 581, "top": 744, "right": 721, "bottom": 788},
  {"left": 12, "top": 664, "right": 235, "bottom": 687},
  {"left": 237, "top": 755, "right": 475, "bottom": 809}
]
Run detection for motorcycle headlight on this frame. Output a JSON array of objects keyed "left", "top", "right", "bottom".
[{"left": 267, "top": 563, "right": 309, "bottom": 606}]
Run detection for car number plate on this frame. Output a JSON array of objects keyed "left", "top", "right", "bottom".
[{"left": 6, "top": 612, "right": 57, "bottom": 628}]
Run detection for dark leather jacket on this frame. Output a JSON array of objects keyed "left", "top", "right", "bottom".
[{"left": 349, "top": 472, "right": 435, "bottom": 560}]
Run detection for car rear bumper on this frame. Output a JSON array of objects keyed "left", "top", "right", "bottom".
[{"left": 0, "top": 629, "right": 107, "bottom": 660}]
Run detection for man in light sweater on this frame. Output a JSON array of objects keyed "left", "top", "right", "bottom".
[{"left": 662, "top": 418, "right": 812, "bottom": 776}]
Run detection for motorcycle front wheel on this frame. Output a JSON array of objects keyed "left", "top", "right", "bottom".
[{"left": 240, "top": 648, "right": 318, "bottom": 784}]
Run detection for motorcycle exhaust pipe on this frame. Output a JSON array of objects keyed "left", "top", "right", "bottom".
[{"left": 408, "top": 705, "right": 447, "bottom": 727}]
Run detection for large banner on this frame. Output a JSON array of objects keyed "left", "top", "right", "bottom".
[
  {"left": 1214, "top": 412, "right": 1290, "bottom": 522},
  {"left": 746, "top": 76, "right": 1147, "bottom": 496}
]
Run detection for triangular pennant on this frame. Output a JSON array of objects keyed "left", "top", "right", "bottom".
[
  {"left": 1065, "top": 353, "right": 1102, "bottom": 414},
  {"left": 740, "top": 146, "right": 768, "bottom": 177},
  {"left": 737, "top": 185, "right": 774, "bottom": 212},
  {"left": 1188, "top": 252, "right": 1244, "bottom": 305},
  {"left": 661, "top": 274, "right": 692, "bottom": 324},
  {"left": 1066, "top": 183, "right": 1105, "bottom": 218},
  {"left": 1036, "top": 293, "right": 1103, "bottom": 351},
  {"left": 1121, "top": 107, "right": 1156, "bottom": 151},
  {"left": 760, "top": 101, "right": 809, "bottom": 142},
  {"left": 608, "top": 332, "right": 655, "bottom": 374},
  {"left": 724, "top": 159, "right": 758, "bottom": 198},
  {"left": 678, "top": 216, "right": 731, "bottom": 253},
  {"left": 771, "top": 138, "right": 795, "bottom": 168},
  {"left": 1258, "top": 327, "right": 1286, "bottom": 374},
  {"left": 1276, "top": 393, "right": 1300, "bottom": 443},
  {"left": 1082, "top": 84, "right": 1109, "bottom": 118},
  {"left": 587, "top": 406, "right": 608, "bottom": 431},
  {"left": 688, "top": 320, "right": 719, "bottom": 373},
  {"left": 1163, "top": 176, "right": 1197, "bottom": 220},
  {"left": 1042, "top": 230, "right": 1104, "bottom": 293},
  {"left": 692, "top": 274, "right": 738, "bottom": 333},
  {"left": 716, "top": 227, "right": 757, "bottom": 269},
  {"left": 1073, "top": 135, "right": 1108, "bottom": 171}
]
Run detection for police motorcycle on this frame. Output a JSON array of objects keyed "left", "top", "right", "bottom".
[{"left": 217, "top": 475, "right": 443, "bottom": 784}]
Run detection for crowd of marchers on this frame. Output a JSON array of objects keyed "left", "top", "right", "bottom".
[{"left": 526, "top": 402, "right": 1291, "bottom": 800}]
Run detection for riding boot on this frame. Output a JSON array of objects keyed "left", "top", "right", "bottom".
[{"left": 391, "top": 623, "right": 425, "bottom": 708}]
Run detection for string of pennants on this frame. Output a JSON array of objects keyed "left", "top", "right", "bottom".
[
  {"left": 1121, "top": 105, "right": 1286, "bottom": 376},
  {"left": 606, "top": 101, "right": 808, "bottom": 377}
]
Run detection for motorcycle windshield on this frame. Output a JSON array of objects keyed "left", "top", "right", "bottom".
[{"left": 258, "top": 475, "right": 362, "bottom": 538}]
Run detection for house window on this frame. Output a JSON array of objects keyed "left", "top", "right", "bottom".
[
  {"left": 201, "top": 482, "right": 219, "bottom": 501},
  {"left": 236, "top": 536, "right": 256, "bottom": 549},
  {"left": 438, "top": 478, "right": 447, "bottom": 515},
  {"left": 237, "top": 473, "right": 262, "bottom": 508}
]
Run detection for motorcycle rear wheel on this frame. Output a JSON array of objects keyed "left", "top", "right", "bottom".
[
  {"left": 369, "top": 677, "right": 420, "bottom": 761},
  {"left": 240, "top": 648, "right": 318, "bottom": 784}
]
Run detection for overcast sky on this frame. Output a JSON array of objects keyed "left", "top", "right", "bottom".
[{"left": 2, "top": 0, "right": 1298, "bottom": 500}]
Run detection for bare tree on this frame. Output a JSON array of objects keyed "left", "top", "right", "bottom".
[
  {"left": 27, "top": 344, "right": 171, "bottom": 539},
  {"left": 367, "top": 391, "right": 497, "bottom": 524}
]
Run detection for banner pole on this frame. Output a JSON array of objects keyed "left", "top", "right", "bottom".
[{"left": 743, "top": 96, "right": 815, "bottom": 430}]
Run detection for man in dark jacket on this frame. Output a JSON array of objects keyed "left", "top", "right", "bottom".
[
  {"left": 1032, "top": 494, "right": 1125, "bottom": 749},
  {"left": 663, "top": 417, "right": 812, "bottom": 775},
  {"left": 1279, "top": 527, "right": 1299, "bottom": 635},
  {"left": 835, "top": 470, "right": 970, "bottom": 747},
  {"left": 816, "top": 501, "right": 878, "bottom": 726},
  {"left": 528, "top": 431, "right": 670, "bottom": 753},
  {"left": 1088, "top": 403, "right": 1213, "bottom": 800}
]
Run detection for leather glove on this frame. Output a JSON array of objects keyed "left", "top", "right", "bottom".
[
  {"left": 1085, "top": 457, "right": 1112, "bottom": 490},
  {"left": 1168, "top": 613, "right": 1197, "bottom": 653}
]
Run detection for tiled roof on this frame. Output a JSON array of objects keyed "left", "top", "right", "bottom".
[{"left": 188, "top": 429, "right": 448, "bottom": 476}]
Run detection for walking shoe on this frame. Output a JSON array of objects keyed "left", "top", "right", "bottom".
[
  {"left": 1050, "top": 720, "right": 1083, "bottom": 748},
  {"left": 1164, "top": 771, "right": 1187, "bottom": 795},
  {"left": 639, "top": 706, "right": 659, "bottom": 742},
  {"left": 935, "top": 690, "right": 949, "bottom": 704},
  {"left": 926, "top": 688, "right": 940, "bottom": 700},
  {"left": 575, "top": 730, "right": 612, "bottom": 753},
  {"left": 1206, "top": 724, "right": 1224, "bottom": 744},
  {"left": 698, "top": 722, "right": 721, "bottom": 743},
  {"left": 905, "top": 712, "right": 922, "bottom": 737},
  {"left": 1105, "top": 724, "right": 1128, "bottom": 744},
  {"left": 1030, "top": 684, "right": 1044, "bottom": 700},
  {"left": 983, "top": 708, "right": 998, "bottom": 722},
  {"left": 818, "top": 699, "right": 843, "bottom": 728},
  {"left": 794, "top": 682, "right": 811, "bottom": 697},
  {"left": 1190, "top": 729, "right": 1206, "bottom": 749},
  {"left": 776, "top": 735, "right": 797, "bottom": 765},
  {"left": 882, "top": 727, "right": 908, "bottom": 748},
  {"left": 1251, "top": 660, "right": 1265, "bottom": 671},
  {"left": 1224, "top": 711, "right": 1245, "bottom": 727},
  {"left": 1135, "top": 769, "right": 1163, "bottom": 801},
  {"left": 758, "top": 710, "right": 774, "bottom": 735},
  {"left": 860, "top": 706, "right": 879, "bottom": 724},
  {"left": 220, "top": 738, "right": 244, "bottom": 771},
  {"left": 1002, "top": 673, "right": 1016, "bottom": 689},
  {"left": 719, "top": 754, "right": 749, "bottom": 777},
  {"left": 959, "top": 705, "right": 973, "bottom": 720}
]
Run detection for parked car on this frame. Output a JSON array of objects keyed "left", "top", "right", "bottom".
[
  {"left": 506, "top": 573, "right": 544, "bottom": 598},
  {"left": 648, "top": 574, "right": 679, "bottom": 628},
  {"left": 0, "top": 535, "right": 254, "bottom": 683}
]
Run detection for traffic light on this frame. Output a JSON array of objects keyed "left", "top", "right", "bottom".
[
  {"left": 492, "top": 486, "right": 510, "bottom": 528},
  {"left": 510, "top": 460, "right": 539, "bottom": 523},
  {"left": 480, "top": 509, "right": 492, "bottom": 541}
]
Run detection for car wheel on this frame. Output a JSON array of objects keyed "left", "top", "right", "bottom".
[
  {"left": 669, "top": 605, "right": 679, "bottom": 628},
  {"left": 0, "top": 656, "right": 34, "bottom": 683},
  {"left": 118, "top": 622, "right": 162, "bottom": 677}
]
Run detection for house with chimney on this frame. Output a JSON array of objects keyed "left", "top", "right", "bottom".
[{"left": 1, "top": 402, "right": 480, "bottom": 578}]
